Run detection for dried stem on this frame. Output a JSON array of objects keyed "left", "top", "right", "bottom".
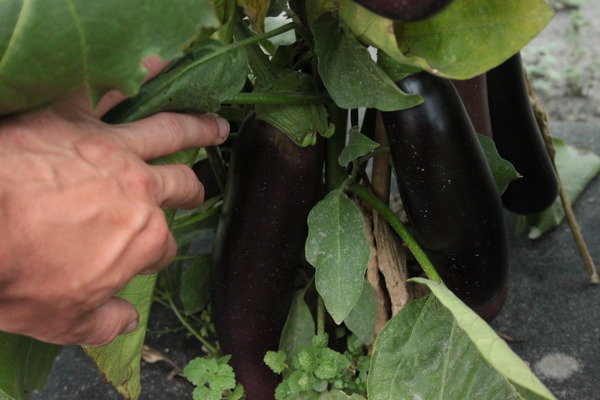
[{"left": 526, "top": 71, "right": 599, "bottom": 284}]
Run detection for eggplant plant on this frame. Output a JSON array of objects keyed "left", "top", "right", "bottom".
[{"left": 0, "top": 0, "right": 580, "bottom": 399}]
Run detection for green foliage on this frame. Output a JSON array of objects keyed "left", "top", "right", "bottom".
[
  {"left": 518, "top": 138, "right": 600, "bottom": 239},
  {"left": 254, "top": 69, "right": 331, "bottom": 146},
  {"left": 0, "top": 0, "right": 219, "bottom": 116},
  {"left": 477, "top": 134, "right": 521, "bottom": 194},
  {"left": 184, "top": 356, "right": 244, "bottom": 400},
  {"left": 342, "top": 279, "right": 377, "bottom": 345},
  {"left": 339, "top": 0, "right": 554, "bottom": 79},
  {"left": 311, "top": 13, "right": 422, "bottom": 112},
  {"left": 103, "top": 39, "right": 248, "bottom": 123},
  {"left": 305, "top": 190, "right": 371, "bottom": 324},
  {"left": 0, "top": 333, "right": 60, "bottom": 400},
  {"left": 410, "top": 279, "right": 557, "bottom": 399},
  {"left": 279, "top": 289, "right": 316, "bottom": 367},
  {"left": 266, "top": 334, "right": 369, "bottom": 399},
  {"left": 338, "top": 127, "right": 380, "bottom": 167}
]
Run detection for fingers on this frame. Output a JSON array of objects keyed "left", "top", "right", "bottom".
[
  {"left": 76, "top": 297, "right": 139, "bottom": 347},
  {"left": 114, "top": 113, "right": 229, "bottom": 160},
  {"left": 150, "top": 163, "right": 205, "bottom": 209}
]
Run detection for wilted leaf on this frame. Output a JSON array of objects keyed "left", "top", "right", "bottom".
[
  {"left": 305, "top": 190, "right": 371, "bottom": 324},
  {"left": 237, "top": 0, "right": 271, "bottom": 32},
  {"left": 84, "top": 275, "right": 157, "bottom": 400}
]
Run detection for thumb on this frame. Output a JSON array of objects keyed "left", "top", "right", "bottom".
[{"left": 79, "top": 297, "right": 140, "bottom": 347}]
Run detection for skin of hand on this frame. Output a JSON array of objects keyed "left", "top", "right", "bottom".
[{"left": 0, "top": 57, "right": 229, "bottom": 346}]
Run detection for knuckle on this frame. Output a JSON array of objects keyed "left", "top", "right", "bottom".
[
  {"left": 156, "top": 113, "right": 186, "bottom": 146},
  {"left": 73, "top": 134, "right": 124, "bottom": 164},
  {"left": 122, "top": 165, "right": 157, "bottom": 196}
]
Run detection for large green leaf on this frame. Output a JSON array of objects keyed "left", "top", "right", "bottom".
[
  {"left": 341, "top": 0, "right": 554, "bottom": 79},
  {"left": 0, "top": 0, "right": 219, "bottom": 117},
  {"left": 518, "top": 138, "right": 600, "bottom": 239},
  {"left": 412, "top": 278, "right": 557, "bottom": 400},
  {"left": 311, "top": 13, "right": 422, "bottom": 111},
  {"left": 83, "top": 275, "right": 157, "bottom": 400},
  {"left": 305, "top": 190, "right": 371, "bottom": 324},
  {"left": 103, "top": 39, "right": 248, "bottom": 123},
  {"left": 0, "top": 333, "right": 60, "bottom": 400},
  {"left": 368, "top": 294, "right": 523, "bottom": 400}
]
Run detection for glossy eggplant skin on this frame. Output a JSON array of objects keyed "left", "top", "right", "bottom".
[
  {"left": 381, "top": 72, "right": 509, "bottom": 317},
  {"left": 211, "top": 117, "right": 325, "bottom": 399},
  {"left": 352, "top": 0, "right": 453, "bottom": 22},
  {"left": 486, "top": 52, "right": 559, "bottom": 214},
  {"left": 452, "top": 74, "right": 493, "bottom": 139}
]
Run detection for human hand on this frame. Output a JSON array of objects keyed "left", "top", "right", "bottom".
[{"left": 0, "top": 57, "right": 229, "bottom": 346}]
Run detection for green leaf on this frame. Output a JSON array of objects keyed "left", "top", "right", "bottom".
[
  {"left": 341, "top": 0, "right": 554, "bottom": 79},
  {"left": 412, "top": 278, "right": 557, "bottom": 400},
  {"left": 338, "top": 127, "right": 380, "bottom": 167},
  {"left": 343, "top": 279, "right": 377, "bottom": 345},
  {"left": 369, "top": 295, "right": 524, "bottom": 400},
  {"left": 305, "top": 190, "right": 371, "bottom": 324},
  {"left": 318, "top": 390, "right": 367, "bottom": 399},
  {"left": 265, "top": 350, "right": 289, "bottom": 374},
  {"left": 311, "top": 13, "right": 422, "bottom": 111},
  {"left": 280, "top": 289, "right": 316, "bottom": 368},
  {"left": 104, "top": 39, "right": 248, "bottom": 123},
  {"left": 184, "top": 356, "right": 236, "bottom": 394},
  {"left": 255, "top": 70, "right": 331, "bottom": 146},
  {"left": 0, "top": 0, "right": 219, "bottom": 117},
  {"left": 179, "top": 254, "right": 212, "bottom": 315},
  {"left": 83, "top": 275, "right": 157, "bottom": 400},
  {"left": 519, "top": 138, "right": 600, "bottom": 239},
  {"left": 477, "top": 134, "right": 521, "bottom": 194},
  {"left": 0, "top": 333, "right": 61, "bottom": 400}
]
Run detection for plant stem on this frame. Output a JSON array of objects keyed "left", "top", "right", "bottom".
[
  {"left": 162, "top": 290, "right": 219, "bottom": 354},
  {"left": 526, "top": 72, "right": 599, "bottom": 284},
  {"left": 326, "top": 106, "right": 348, "bottom": 191},
  {"left": 233, "top": 22, "right": 296, "bottom": 49},
  {"left": 557, "top": 177, "right": 599, "bottom": 283},
  {"left": 224, "top": 91, "right": 330, "bottom": 105},
  {"left": 316, "top": 296, "right": 325, "bottom": 336},
  {"left": 348, "top": 182, "right": 443, "bottom": 283}
]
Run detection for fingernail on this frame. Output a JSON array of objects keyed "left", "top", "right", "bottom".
[
  {"left": 123, "top": 316, "right": 139, "bottom": 335},
  {"left": 215, "top": 117, "right": 230, "bottom": 140}
]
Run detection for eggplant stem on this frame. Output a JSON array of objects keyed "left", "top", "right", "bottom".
[{"left": 348, "top": 183, "right": 443, "bottom": 284}]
